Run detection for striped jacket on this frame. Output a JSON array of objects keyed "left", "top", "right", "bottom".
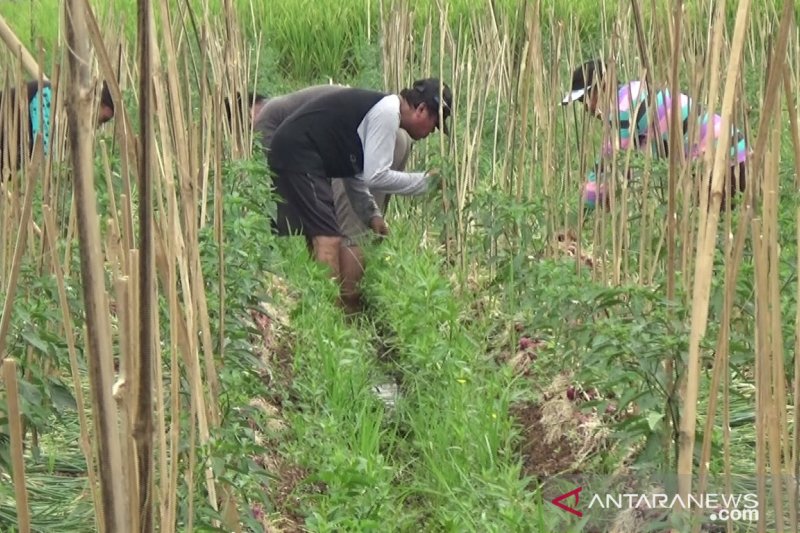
[{"left": 588, "top": 81, "right": 748, "bottom": 182}]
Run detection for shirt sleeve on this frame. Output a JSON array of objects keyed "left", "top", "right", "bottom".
[
  {"left": 342, "top": 177, "right": 382, "bottom": 224},
  {"left": 359, "top": 96, "right": 430, "bottom": 196},
  {"left": 589, "top": 89, "right": 634, "bottom": 182}
]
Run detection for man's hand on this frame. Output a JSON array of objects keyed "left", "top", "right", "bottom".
[
  {"left": 425, "top": 168, "right": 441, "bottom": 190},
  {"left": 369, "top": 215, "right": 389, "bottom": 236}
]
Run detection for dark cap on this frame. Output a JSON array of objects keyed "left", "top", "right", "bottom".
[
  {"left": 412, "top": 78, "right": 452, "bottom": 134},
  {"left": 561, "top": 59, "right": 606, "bottom": 105}
]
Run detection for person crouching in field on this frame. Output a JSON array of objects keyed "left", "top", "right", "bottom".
[
  {"left": 224, "top": 90, "right": 268, "bottom": 131},
  {"left": 0, "top": 79, "right": 115, "bottom": 178},
  {"left": 561, "top": 59, "right": 748, "bottom": 213},
  {"left": 259, "top": 78, "right": 451, "bottom": 314},
  {"left": 254, "top": 84, "right": 418, "bottom": 313}
]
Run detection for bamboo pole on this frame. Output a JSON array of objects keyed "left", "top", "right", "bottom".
[
  {"left": 0, "top": 140, "right": 39, "bottom": 357},
  {"left": 84, "top": 2, "right": 140, "bottom": 197},
  {"left": 678, "top": 0, "right": 752, "bottom": 506},
  {"left": 0, "top": 15, "right": 48, "bottom": 81},
  {"left": 113, "top": 272, "right": 139, "bottom": 533},
  {"left": 684, "top": 0, "right": 794, "bottom": 524},
  {"left": 134, "top": 0, "right": 156, "bottom": 530},
  {"left": 2, "top": 358, "right": 31, "bottom": 533},
  {"left": 150, "top": 275, "right": 168, "bottom": 532},
  {"left": 752, "top": 216, "right": 770, "bottom": 533},
  {"left": 762, "top": 114, "right": 786, "bottom": 533},
  {"left": 148, "top": 18, "right": 217, "bottom": 517},
  {"left": 663, "top": 0, "right": 683, "bottom": 467},
  {"left": 513, "top": 3, "right": 533, "bottom": 205},
  {"left": 64, "top": 1, "right": 129, "bottom": 530},
  {"left": 785, "top": 56, "right": 800, "bottom": 533},
  {"left": 43, "top": 206, "right": 104, "bottom": 531},
  {"left": 694, "top": 200, "right": 750, "bottom": 513}
]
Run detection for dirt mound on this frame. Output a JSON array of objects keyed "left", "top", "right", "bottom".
[
  {"left": 512, "top": 374, "right": 611, "bottom": 480},
  {"left": 244, "top": 273, "right": 310, "bottom": 532},
  {"left": 552, "top": 228, "right": 604, "bottom": 272}
]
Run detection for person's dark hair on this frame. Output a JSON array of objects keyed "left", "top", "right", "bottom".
[
  {"left": 100, "top": 81, "right": 114, "bottom": 112},
  {"left": 400, "top": 78, "right": 452, "bottom": 133},
  {"left": 224, "top": 90, "right": 268, "bottom": 127},
  {"left": 399, "top": 87, "right": 422, "bottom": 108},
  {"left": 561, "top": 59, "right": 606, "bottom": 105}
]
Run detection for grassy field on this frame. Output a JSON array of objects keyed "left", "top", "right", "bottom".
[{"left": 0, "top": 0, "right": 799, "bottom": 532}]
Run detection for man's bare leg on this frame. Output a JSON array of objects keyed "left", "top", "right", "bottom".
[
  {"left": 312, "top": 235, "right": 366, "bottom": 313},
  {"left": 311, "top": 235, "right": 342, "bottom": 280},
  {"left": 339, "top": 242, "right": 365, "bottom": 315}
]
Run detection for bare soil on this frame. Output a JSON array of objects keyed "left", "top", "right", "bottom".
[{"left": 248, "top": 298, "right": 313, "bottom": 532}]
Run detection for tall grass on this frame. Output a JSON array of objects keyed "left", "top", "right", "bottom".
[
  {"left": 362, "top": 229, "right": 539, "bottom": 530},
  {"left": 2, "top": 1, "right": 789, "bottom": 84}
]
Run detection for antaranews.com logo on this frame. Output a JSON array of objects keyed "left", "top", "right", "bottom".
[{"left": 548, "top": 486, "right": 759, "bottom": 524}]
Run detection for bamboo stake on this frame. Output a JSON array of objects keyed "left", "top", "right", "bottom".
[
  {"left": 2, "top": 358, "right": 31, "bottom": 533},
  {"left": 64, "top": 1, "right": 129, "bottom": 530},
  {"left": 785, "top": 55, "right": 800, "bottom": 533},
  {"left": 663, "top": 0, "right": 683, "bottom": 467},
  {"left": 43, "top": 206, "right": 103, "bottom": 531},
  {"left": 84, "top": 2, "right": 140, "bottom": 191},
  {"left": 0, "top": 15, "right": 48, "bottom": 81},
  {"left": 134, "top": 0, "right": 156, "bottom": 529},
  {"left": 744, "top": 2, "right": 795, "bottom": 186},
  {"left": 196, "top": 15, "right": 243, "bottom": 519},
  {"left": 0, "top": 139, "right": 39, "bottom": 357},
  {"left": 186, "top": 380, "right": 198, "bottom": 533},
  {"left": 540, "top": 8, "right": 559, "bottom": 239},
  {"left": 678, "top": 0, "right": 752, "bottom": 507},
  {"left": 694, "top": 202, "right": 750, "bottom": 513},
  {"left": 159, "top": 3, "right": 224, "bottom": 447},
  {"left": 763, "top": 116, "right": 786, "bottom": 533},
  {"left": 151, "top": 275, "right": 168, "bottom": 532},
  {"left": 156, "top": 226, "right": 181, "bottom": 533},
  {"left": 113, "top": 273, "right": 138, "bottom": 533},
  {"left": 157, "top": 102, "right": 219, "bottom": 522},
  {"left": 752, "top": 216, "right": 770, "bottom": 533},
  {"left": 513, "top": 4, "right": 533, "bottom": 204}
]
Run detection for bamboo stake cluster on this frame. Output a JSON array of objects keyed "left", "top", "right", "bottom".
[
  {"left": 1, "top": 0, "right": 261, "bottom": 530},
  {"left": 379, "top": 1, "right": 798, "bottom": 530}
]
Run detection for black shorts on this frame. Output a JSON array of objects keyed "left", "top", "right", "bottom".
[
  {"left": 271, "top": 168, "right": 342, "bottom": 238},
  {"left": 728, "top": 162, "right": 746, "bottom": 196}
]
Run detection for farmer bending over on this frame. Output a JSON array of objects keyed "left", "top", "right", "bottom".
[
  {"left": 224, "top": 90, "right": 268, "bottom": 130},
  {"left": 1, "top": 79, "right": 115, "bottom": 177},
  {"left": 264, "top": 78, "right": 451, "bottom": 312},
  {"left": 561, "top": 59, "right": 748, "bottom": 212},
  {"left": 254, "top": 84, "right": 418, "bottom": 313}
]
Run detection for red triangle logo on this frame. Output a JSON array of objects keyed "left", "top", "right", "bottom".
[{"left": 550, "top": 486, "right": 583, "bottom": 517}]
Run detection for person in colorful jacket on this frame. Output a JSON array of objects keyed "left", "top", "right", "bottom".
[
  {"left": 561, "top": 59, "right": 748, "bottom": 211},
  {"left": 1, "top": 79, "right": 115, "bottom": 176}
]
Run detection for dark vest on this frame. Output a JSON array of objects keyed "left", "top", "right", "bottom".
[{"left": 268, "top": 88, "right": 387, "bottom": 178}]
